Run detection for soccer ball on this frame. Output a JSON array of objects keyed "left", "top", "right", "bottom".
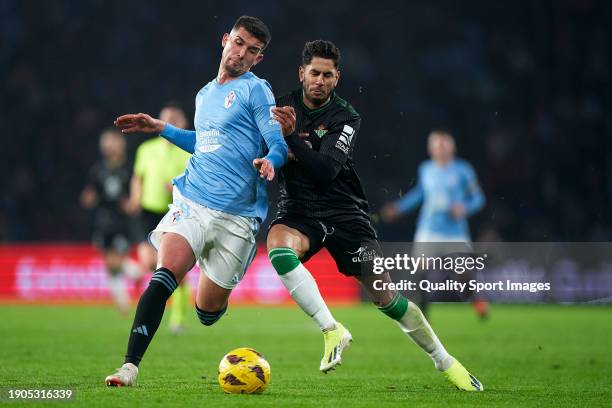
[{"left": 218, "top": 347, "right": 271, "bottom": 394}]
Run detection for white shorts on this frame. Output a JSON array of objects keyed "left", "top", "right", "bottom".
[
  {"left": 413, "top": 230, "right": 472, "bottom": 258},
  {"left": 414, "top": 230, "right": 470, "bottom": 243},
  {"left": 149, "top": 188, "right": 259, "bottom": 289}
]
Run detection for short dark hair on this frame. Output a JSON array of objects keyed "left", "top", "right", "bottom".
[
  {"left": 232, "top": 15, "right": 271, "bottom": 50},
  {"left": 302, "top": 40, "right": 341, "bottom": 68},
  {"left": 161, "top": 101, "right": 184, "bottom": 112},
  {"left": 430, "top": 128, "right": 453, "bottom": 137}
]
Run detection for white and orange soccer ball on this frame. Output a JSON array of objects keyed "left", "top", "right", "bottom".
[{"left": 218, "top": 347, "right": 271, "bottom": 394}]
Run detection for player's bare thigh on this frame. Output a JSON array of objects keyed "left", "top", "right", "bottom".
[
  {"left": 157, "top": 232, "right": 196, "bottom": 283},
  {"left": 267, "top": 224, "right": 310, "bottom": 259},
  {"left": 356, "top": 272, "right": 397, "bottom": 307},
  {"left": 195, "top": 270, "right": 232, "bottom": 312}
]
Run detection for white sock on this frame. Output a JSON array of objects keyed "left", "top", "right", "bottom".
[
  {"left": 396, "top": 301, "right": 453, "bottom": 371},
  {"left": 121, "top": 258, "right": 142, "bottom": 280},
  {"left": 107, "top": 275, "right": 129, "bottom": 312},
  {"left": 279, "top": 263, "right": 337, "bottom": 331}
]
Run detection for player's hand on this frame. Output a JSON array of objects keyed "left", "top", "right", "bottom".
[
  {"left": 451, "top": 203, "right": 466, "bottom": 219},
  {"left": 114, "top": 113, "right": 165, "bottom": 134},
  {"left": 122, "top": 198, "right": 141, "bottom": 216},
  {"left": 80, "top": 187, "right": 98, "bottom": 209},
  {"left": 298, "top": 133, "right": 312, "bottom": 149},
  {"left": 287, "top": 133, "right": 310, "bottom": 161},
  {"left": 271, "top": 106, "right": 296, "bottom": 137},
  {"left": 381, "top": 204, "right": 399, "bottom": 222},
  {"left": 253, "top": 158, "right": 275, "bottom": 181}
]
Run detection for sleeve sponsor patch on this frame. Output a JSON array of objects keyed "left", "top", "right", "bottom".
[
  {"left": 268, "top": 106, "right": 279, "bottom": 125},
  {"left": 335, "top": 124, "right": 355, "bottom": 154}
]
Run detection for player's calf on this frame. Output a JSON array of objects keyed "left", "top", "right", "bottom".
[
  {"left": 377, "top": 293, "right": 454, "bottom": 372},
  {"left": 268, "top": 247, "right": 336, "bottom": 331}
]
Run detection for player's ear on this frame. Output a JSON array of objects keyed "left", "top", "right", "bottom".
[
  {"left": 221, "top": 33, "right": 229, "bottom": 48},
  {"left": 253, "top": 53, "right": 264, "bottom": 66},
  {"left": 334, "top": 69, "right": 340, "bottom": 87},
  {"left": 299, "top": 65, "right": 305, "bottom": 83}
]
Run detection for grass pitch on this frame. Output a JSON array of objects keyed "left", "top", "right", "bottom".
[{"left": 0, "top": 303, "right": 610, "bottom": 407}]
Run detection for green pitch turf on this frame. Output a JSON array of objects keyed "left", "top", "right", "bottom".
[{"left": 0, "top": 303, "right": 610, "bottom": 407}]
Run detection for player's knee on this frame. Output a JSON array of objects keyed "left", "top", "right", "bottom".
[
  {"left": 266, "top": 233, "right": 291, "bottom": 253},
  {"left": 195, "top": 304, "right": 227, "bottom": 326}
]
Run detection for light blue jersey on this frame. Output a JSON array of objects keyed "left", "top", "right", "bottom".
[
  {"left": 395, "top": 159, "right": 485, "bottom": 239},
  {"left": 160, "top": 72, "right": 287, "bottom": 223}
]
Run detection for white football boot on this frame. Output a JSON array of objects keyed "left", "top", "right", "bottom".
[{"left": 105, "top": 363, "right": 138, "bottom": 387}]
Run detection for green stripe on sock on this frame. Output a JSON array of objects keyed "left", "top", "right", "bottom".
[
  {"left": 268, "top": 247, "right": 300, "bottom": 275},
  {"left": 378, "top": 293, "right": 409, "bottom": 321},
  {"left": 268, "top": 247, "right": 296, "bottom": 257}
]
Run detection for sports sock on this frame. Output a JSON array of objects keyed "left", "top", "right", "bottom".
[
  {"left": 121, "top": 258, "right": 142, "bottom": 280},
  {"left": 107, "top": 275, "right": 129, "bottom": 312},
  {"left": 378, "top": 293, "right": 453, "bottom": 371},
  {"left": 269, "top": 247, "right": 336, "bottom": 331},
  {"left": 124, "top": 267, "right": 177, "bottom": 366}
]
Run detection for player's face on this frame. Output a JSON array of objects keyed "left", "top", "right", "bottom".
[
  {"left": 100, "top": 132, "right": 126, "bottom": 161},
  {"left": 299, "top": 57, "right": 340, "bottom": 107},
  {"left": 428, "top": 133, "right": 455, "bottom": 162},
  {"left": 160, "top": 107, "right": 188, "bottom": 130},
  {"left": 220, "top": 27, "right": 264, "bottom": 77}
]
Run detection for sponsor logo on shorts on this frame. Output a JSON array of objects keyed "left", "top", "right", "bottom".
[
  {"left": 166, "top": 201, "right": 191, "bottom": 224},
  {"left": 349, "top": 245, "right": 378, "bottom": 263},
  {"left": 170, "top": 210, "right": 183, "bottom": 224}
]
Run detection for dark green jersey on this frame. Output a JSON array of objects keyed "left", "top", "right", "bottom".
[{"left": 274, "top": 89, "right": 370, "bottom": 222}]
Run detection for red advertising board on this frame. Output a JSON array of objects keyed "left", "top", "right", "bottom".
[{"left": 0, "top": 245, "right": 359, "bottom": 304}]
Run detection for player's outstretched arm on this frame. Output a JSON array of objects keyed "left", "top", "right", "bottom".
[
  {"left": 382, "top": 182, "right": 424, "bottom": 222},
  {"left": 462, "top": 164, "right": 486, "bottom": 216},
  {"left": 115, "top": 112, "right": 196, "bottom": 154},
  {"left": 115, "top": 113, "right": 165, "bottom": 134}
]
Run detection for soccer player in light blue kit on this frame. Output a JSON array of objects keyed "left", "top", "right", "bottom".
[
  {"left": 105, "top": 16, "right": 288, "bottom": 387},
  {"left": 382, "top": 129, "right": 488, "bottom": 317}
]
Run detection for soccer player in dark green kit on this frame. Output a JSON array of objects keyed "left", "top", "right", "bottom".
[{"left": 268, "top": 40, "right": 483, "bottom": 391}]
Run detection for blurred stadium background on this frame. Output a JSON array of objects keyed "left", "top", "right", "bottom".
[
  {"left": 2, "top": 3, "right": 612, "bottom": 407},
  {"left": 1, "top": 0, "right": 611, "bottom": 305}
]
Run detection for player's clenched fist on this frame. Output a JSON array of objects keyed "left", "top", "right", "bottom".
[
  {"left": 114, "top": 113, "right": 165, "bottom": 134},
  {"left": 253, "top": 158, "right": 275, "bottom": 181}
]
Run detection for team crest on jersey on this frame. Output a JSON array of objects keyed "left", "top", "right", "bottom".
[
  {"left": 314, "top": 124, "right": 328, "bottom": 138},
  {"left": 224, "top": 90, "right": 237, "bottom": 109}
]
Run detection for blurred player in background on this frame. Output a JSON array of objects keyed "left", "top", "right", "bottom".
[
  {"left": 80, "top": 129, "right": 141, "bottom": 314},
  {"left": 105, "top": 16, "right": 287, "bottom": 387},
  {"left": 381, "top": 129, "right": 488, "bottom": 318},
  {"left": 126, "top": 102, "right": 192, "bottom": 334},
  {"left": 268, "top": 41, "right": 483, "bottom": 391}
]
